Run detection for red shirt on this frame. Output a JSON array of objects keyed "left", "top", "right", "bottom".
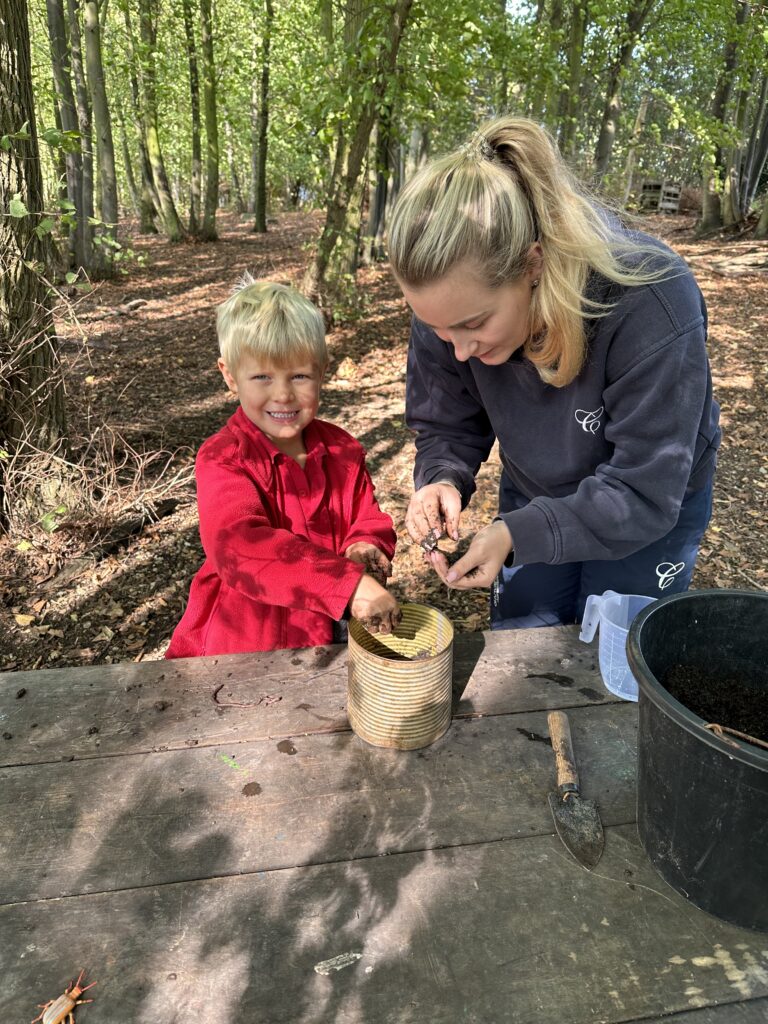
[{"left": 166, "top": 407, "right": 397, "bottom": 657}]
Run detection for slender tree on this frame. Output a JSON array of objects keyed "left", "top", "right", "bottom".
[
  {"left": 123, "top": 7, "right": 158, "bottom": 234},
  {"left": 1, "top": 0, "right": 67, "bottom": 526},
  {"left": 593, "top": 0, "right": 657, "bottom": 183},
  {"left": 46, "top": 0, "right": 87, "bottom": 268},
  {"left": 699, "top": 0, "right": 749, "bottom": 232},
  {"left": 181, "top": 0, "right": 202, "bottom": 235},
  {"left": 200, "top": 0, "right": 219, "bottom": 240},
  {"left": 252, "top": 0, "right": 273, "bottom": 232},
  {"left": 302, "top": 0, "right": 415, "bottom": 304},
  {"left": 84, "top": 0, "right": 118, "bottom": 274},
  {"left": 66, "top": 0, "right": 96, "bottom": 267},
  {"left": 557, "top": 0, "right": 589, "bottom": 155},
  {"left": 136, "top": 0, "right": 185, "bottom": 240}
]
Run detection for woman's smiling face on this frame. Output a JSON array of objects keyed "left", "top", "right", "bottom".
[{"left": 399, "top": 258, "right": 539, "bottom": 366}]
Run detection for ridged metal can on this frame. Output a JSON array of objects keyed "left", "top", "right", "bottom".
[{"left": 347, "top": 603, "right": 454, "bottom": 750}]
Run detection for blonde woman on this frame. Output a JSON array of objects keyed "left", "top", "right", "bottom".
[{"left": 388, "top": 117, "right": 720, "bottom": 629}]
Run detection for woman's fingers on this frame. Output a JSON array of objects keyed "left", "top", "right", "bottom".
[
  {"left": 426, "top": 549, "right": 452, "bottom": 581},
  {"left": 443, "top": 552, "right": 495, "bottom": 588},
  {"left": 443, "top": 522, "right": 513, "bottom": 590}
]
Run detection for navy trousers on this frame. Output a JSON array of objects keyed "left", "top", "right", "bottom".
[{"left": 490, "top": 474, "right": 714, "bottom": 630}]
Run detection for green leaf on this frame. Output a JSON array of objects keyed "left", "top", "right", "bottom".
[
  {"left": 41, "top": 127, "right": 62, "bottom": 147},
  {"left": 16, "top": 540, "right": 33, "bottom": 552},
  {"left": 40, "top": 505, "right": 68, "bottom": 533},
  {"left": 0, "top": 136, "right": 11, "bottom": 152},
  {"left": 9, "top": 194, "right": 28, "bottom": 217},
  {"left": 65, "top": 271, "right": 78, "bottom": 284},
  {"left": 34, "top": 216, "right": 56, "bottom": 239}
]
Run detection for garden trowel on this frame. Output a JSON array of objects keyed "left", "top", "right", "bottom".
[{"left": 547, "top": 710, "right": 605, "bottom": 870}]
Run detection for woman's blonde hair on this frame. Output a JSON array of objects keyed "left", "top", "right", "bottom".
[
  {"left": 217, "top": 275, "right": 327, "bottom": 372},
  {"left": 388, "top": 117, "right": 673, "bottom": 387}
]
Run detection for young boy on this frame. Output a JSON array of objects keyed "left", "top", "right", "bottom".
[{"left": 166, "top": 277, "right": 400, "bottom": 658}]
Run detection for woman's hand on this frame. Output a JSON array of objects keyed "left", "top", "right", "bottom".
[
  {"left": 432, "top": 520, "right": 513, "bottom": 589},
  {"left": 349, "top": 574, "right": 402, "bottom": 634},
  {"left": 405, "top": 482, "right": 462, "bottom": 546},
  {"left": 345, "top": 542, "right": 392, "bottom": 586}
]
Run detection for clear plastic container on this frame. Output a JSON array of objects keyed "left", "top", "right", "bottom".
[{"left": 579, "top": 590, "right": 655, "bottom": 701}]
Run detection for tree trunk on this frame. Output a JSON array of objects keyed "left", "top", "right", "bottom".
[
  {"left": 66, "top": 0, "right": 95, "bottom": 270},
  {"left": 137, "top": 0, "right": 185, "bottom": 241},
  {"left": 1, "top": 0, "right": 68, "bottom": 528},
  {"left": 593, "top": 0, "right": 656, "bottom": 184},
  {"left": 123, "top": 6, "right": 158, "bottom": 233},
  {"left": 114, "top": 92, "right": 140, "bottom": 216},
  {"left": 366, "top": 105, "right": 393, "bottom": 262},
  {"left": 741, "top": 70, "right": 768, "bottom": 214},
  {"left": 543, "top": 0, "right": 564, "bottom": 127},
  {"left": 755, "top": 189, "right": 768, "bottom": 237},
  {"left": 558, "top": 0, "right": 589, "bottom": 156},
  {"left": 51, "top": 75, "right": 71, "bottom": 218},
  {"left": 182, "top": 0, "right": 202, "bottom": 235},
  {"left": 621, "top": 93, "right": 649, "bottom": 208},
  {"left": 200, "top": 0, "right": 219, "bottom": 240},
  {"left": 46, "top": 0, "right": 87, "bottom": 269},
  {"left": 699, "top": 0, "right": 750, "bottom": 233},
  {"left": 405, "top": 124, "right": 428, "bottom": 178},
  {"left": 84, "top": 0, "right": 118, "bottom": 276},
  {"left": 253, "top": 0, "right": 273, "bottom": 233},
  {"left": 224, "top": 120, "right": 245, "bottom": 213},
  {"left": 302, "top": 0, "right": 415, "bottom": 304}
]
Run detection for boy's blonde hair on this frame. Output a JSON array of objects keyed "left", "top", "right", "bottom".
[
  {"left": 388, "top": 117, "right": 673, "bottom": 388},
  {"left": 217, "top": 276, "right": 327, "bottom": 372}
]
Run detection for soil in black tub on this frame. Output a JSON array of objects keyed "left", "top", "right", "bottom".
[{"left": 662, "top": 664, "right": 768, "bottom": 743}]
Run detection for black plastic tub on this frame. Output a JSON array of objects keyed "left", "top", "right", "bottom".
[{"left": 627, "top": 588, "right": 768, "bottom": 932}]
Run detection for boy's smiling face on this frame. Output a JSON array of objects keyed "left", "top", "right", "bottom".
[{"left": 219, "top": 354, "right": 322, "bottom": 457}]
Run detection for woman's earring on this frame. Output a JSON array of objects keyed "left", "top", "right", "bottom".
[{"left": 531, "top": 279, "right": 540, "bottom": 289}]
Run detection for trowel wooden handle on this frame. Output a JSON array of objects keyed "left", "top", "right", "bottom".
[{"left": 548, "top": 710, "right": 580, "bottom": 794}]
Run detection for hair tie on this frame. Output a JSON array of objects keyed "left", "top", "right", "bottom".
[{"left": 461, "top": 135, "right": 495, "bottom": 162}]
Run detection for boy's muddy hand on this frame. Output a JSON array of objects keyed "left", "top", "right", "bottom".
[
  {"left": 345, "top": 542, "right": 392, "bottom": 587},
  {"left": 350, "top": 574, "right": 402, "bottom": 634},
  {"left": 405, "top": 482, "right": 461, "bottom": 547}
]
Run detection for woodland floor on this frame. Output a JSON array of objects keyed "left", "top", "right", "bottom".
[{"left": 1, "top": 210, "right": 767, "bottom": 672}]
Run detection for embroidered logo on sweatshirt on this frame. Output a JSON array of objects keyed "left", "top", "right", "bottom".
[
  {"left": 575, "top": 406, "right": 604, "bottom": 434},
  {"left": 656, "top": 561, "right": 685, "bottom": 590}
]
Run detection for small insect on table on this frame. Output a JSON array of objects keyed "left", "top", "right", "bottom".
[{"left": 1, "top": 626, "right": 766, "bottom": 1023}]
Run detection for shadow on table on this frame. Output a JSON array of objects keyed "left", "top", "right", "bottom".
[
  {"left": 452, "top": 631, "right": 486, "bottom": 713},
  {"left": 62, "top": 711, "right": 479, "bottom": 1022},
  {"left": 188, "top": 724, "right": 475, "bottom": 1023}
]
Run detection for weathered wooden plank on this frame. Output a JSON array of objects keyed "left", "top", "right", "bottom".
[
  {"left": 0, "top": 703, "right": 637, "bottom": 904},
  {"left": 629, "top": 999, "right": 768, "bottom": 1023},
  {"left": 0, "top": 627, "right": 614, "bottom": 766},
  {"left": 1, "top": 825, "right": 765, "bottom": 1024}
]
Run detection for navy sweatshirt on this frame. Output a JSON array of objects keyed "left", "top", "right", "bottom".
[{"left": 405, "top": 242, "right": 721, "bottom": 567}]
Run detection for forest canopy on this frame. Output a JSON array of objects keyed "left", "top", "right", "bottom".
[{"left": 19, "top": 0, "right": 768, "bottom": 287}]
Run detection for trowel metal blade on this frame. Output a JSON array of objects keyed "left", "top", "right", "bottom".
[{"left": 548, "top": 791, "right": 605, "bottom": 870}]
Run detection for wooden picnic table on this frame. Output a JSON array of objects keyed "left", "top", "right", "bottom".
[{"left": 1, "top": 625, "right": 766, "bottom": 1024}]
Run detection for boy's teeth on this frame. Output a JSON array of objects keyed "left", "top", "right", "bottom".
[{"left": 269, "top": 411, "right": 296, "bottom": 419}]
